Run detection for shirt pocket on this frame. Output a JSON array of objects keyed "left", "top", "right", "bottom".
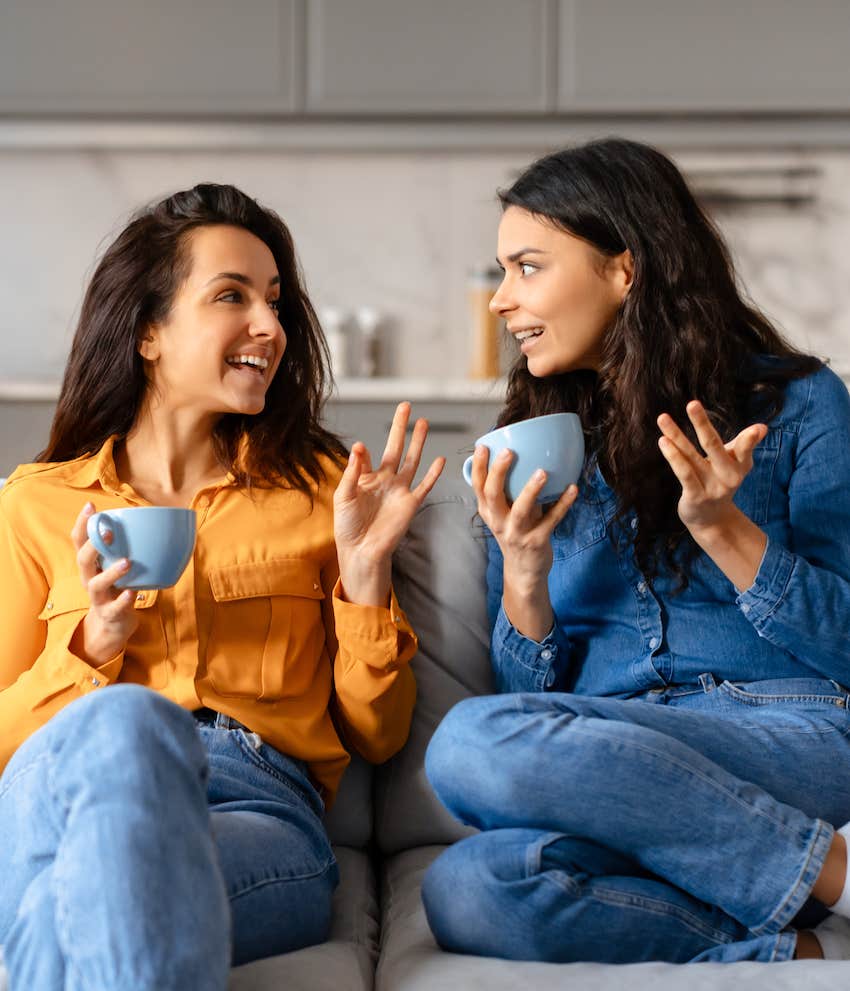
[
  {"left": 38, "top": 576, "right": 92, "bottom": 623},
  {"left": 206, "top": 559, "right": 326, "bottom": 701},
  {"left": 38, "top": 578, "right": 167, "bottom": 687},
  {"left": 733, "top": 427, "right": 781, "bottom": 525},
  {"left": 552, "top": 493, "right": 608, "bottom": 561}
]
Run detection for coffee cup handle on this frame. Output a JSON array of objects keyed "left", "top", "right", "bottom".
[
  {"left": 86, "top": 511, "right": 115, "bottom": 559},
  {"left": 462, "top": 455, "right": 475, "bottom": 486}
]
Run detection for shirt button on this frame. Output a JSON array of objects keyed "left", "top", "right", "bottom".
[
  {"left": 637, "top": 581, "right": 647, "bottom": 594},
  {"left": 313, "top": 582, "right": 319, "bottom": 590},
  {"left": 91, "top": 677, "right": 100, "bottom": 687},
  {"left": 540, "top": 648, "right": 553, "bottom": 661},
  {"left": 393, "top": 615, "right": 402, "bottom": 624},
  {"left": 46, "top": 601, "right": 53, "bottom": 610},
  {"left": 649, "top": 637, "right": 659, "bottom": 649},
  {"left": 630, "top": 517, "right": 638, "bottom": 530},
  {"left": 545, "top": 669, "right": 556, "bottom": 687},
  {"left": 741, "top": 603, "right": 750, "bottom": 614},
  {"left": 136, "top": 592, "right": 145, "bottom": 601}
]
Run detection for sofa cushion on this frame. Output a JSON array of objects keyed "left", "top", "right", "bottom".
[
  {"left": 377, "top": 845, "right": 849, "bottom": 989},
  {"left": 324, "top": 751, "right": 372, "bottom": 849},
  {"left": 376, "top": 483, "right": 491, "bottom": 854},
  {"left": 229, "top": 844, "right": 378, "bottom": 991}
]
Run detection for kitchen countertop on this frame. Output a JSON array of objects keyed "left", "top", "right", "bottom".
[{"left": 0, "top": 378, "right": 508, "bottom": 403}]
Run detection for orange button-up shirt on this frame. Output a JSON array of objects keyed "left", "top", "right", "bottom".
[{"left": 0, "top": 438, "right": 417, "bottom": 806}]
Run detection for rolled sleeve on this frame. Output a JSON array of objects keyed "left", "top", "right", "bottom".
[
  {"left": 735, "top": 537, "right": 795, "bottom": 629},
  {"left": 491, "top": 602, "right": 570, "bottom": 694},
  {"left": 331, "top": 578, "right": 417, "bottom": 670}
]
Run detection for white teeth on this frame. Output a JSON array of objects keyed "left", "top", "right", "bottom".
[
  {"left": 226, "top": 354, "right": 269, "bottom": 369},
  {"left": 515, "top": 328, "right": 544, "bottom": 342}
]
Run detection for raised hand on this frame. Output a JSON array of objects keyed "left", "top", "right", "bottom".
[
  {"left": 70, "top": 502, "right": 139, "bottom": 666},
  {"left": 657, "top": 400, "right": 767, "bottom": 534},
  {"left": 333, "top": 402, "right": 445, "bottom": 606},
  {"left": 657, "top": 399, "right": 769, "bottom": 591}
]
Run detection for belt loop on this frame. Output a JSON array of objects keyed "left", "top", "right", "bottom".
[{"left": 699, "top": 672, "right": 717, "bottom": 693}]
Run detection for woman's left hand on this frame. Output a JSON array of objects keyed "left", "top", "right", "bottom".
[
  {"left": 334, "top": 402, "right": 445, "bottom": 605},
  {"left": 657, "top": 399, "right": 767, "bottom": 535}
]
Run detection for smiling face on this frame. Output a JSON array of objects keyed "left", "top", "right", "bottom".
[
  {"left": 140, "top": 223, "right": 286, "bottom": 418},
  {"left": 491, "top": 206, "right": 633, "bottom": 377}
]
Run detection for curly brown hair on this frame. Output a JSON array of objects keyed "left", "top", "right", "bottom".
[{"left": 497, "top": 138, "right": 822, "bottom": 585}]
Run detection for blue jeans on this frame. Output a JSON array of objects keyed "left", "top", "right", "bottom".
[
  {"left": 0, "top": 685, "right": 338, "bottom": 991},
  {"left": 423, "top": 676, "right": 850, "bottom": 964}
]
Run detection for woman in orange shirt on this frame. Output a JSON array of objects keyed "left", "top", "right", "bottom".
[{"left": 0, "top": 183, "right": 443, "bottom": 990}]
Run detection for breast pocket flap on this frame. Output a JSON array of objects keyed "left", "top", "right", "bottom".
[
  {"left": 39, "top": 577, "right": 93, "bottom": 620},
  {"left": 209, "top": 559, "right": 324, "bottom": 602}
]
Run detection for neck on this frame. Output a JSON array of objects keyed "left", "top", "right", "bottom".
[{"left": 117, "top": 403, "right": 226, "bottom": 502}]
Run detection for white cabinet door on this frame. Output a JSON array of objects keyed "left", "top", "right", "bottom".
[
  {"left": 558, "top": 0, "right": 850, "bottom": 111},
  {"left": 0, "top": 0, "right": 301, "bottom": 114},
  {"left": 306, "top": 0, "right": 554, "bottom": 113}
]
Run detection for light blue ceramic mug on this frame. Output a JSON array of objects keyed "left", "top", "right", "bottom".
[
  {"left": 86, "top": 507, "right": 197, "bottom": 590},
  {"left": 462, "top": 412, "right": 585, "bottom": 503}
]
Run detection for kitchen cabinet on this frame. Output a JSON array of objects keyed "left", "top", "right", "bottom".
[
  {"left": 558, "top": 0, "right": 850, "bottom": 112},
  {"left": 305, "top": 0, "right": 553, "bottom": 114},
  {"left": 323, "top": 399, "right": 502, "bottom": 480},
  {"left": 0, "top": 0, "right": 301, "bottom": 114}
]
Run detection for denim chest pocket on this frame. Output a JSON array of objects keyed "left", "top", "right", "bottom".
[
  {"left": 553, "top": 492, "right": 608, "bottom": 561},
  {"left": 732, "top": 427, "right": 782, "bottom": 525},
  {"left": 205, "top": 559, "right": 325, "bottom": 701}
]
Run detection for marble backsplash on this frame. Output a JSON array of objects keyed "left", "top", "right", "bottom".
[{"left": 1, "top": 142, "right": 848, "bottom": 385}]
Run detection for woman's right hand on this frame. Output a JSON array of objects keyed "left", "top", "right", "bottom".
[
  {"left": 470, "top": 445, "right": 578, "bottom": 641},
  {"left": 69, "top": 502, "right": 139, "bottom": 666}
]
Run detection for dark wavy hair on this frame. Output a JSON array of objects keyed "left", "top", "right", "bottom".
[
  {"left": 497, "top": 138, "right": 822, "bottom": 584},
  {"left": 39, "top": 183, "right": 347, "bottom": 493}
]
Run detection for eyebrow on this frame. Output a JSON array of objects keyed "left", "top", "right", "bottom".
[
  {"left": 497, "top": 248, "right": 550, "bottom": 265},
  {"left": 204, "top": 272, "right": 281, "bottom": 288}
]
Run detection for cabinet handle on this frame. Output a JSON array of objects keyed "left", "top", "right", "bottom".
[{"left": 387, "top": 421, "right": 470, "bottom": 434}]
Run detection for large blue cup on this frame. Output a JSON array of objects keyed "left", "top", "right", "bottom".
[
  {"left": 86, "top": 507, "right": 196, "bottom": 590},
  {"left": 462, "top": 412, "right": 585, "bottom": 503}
]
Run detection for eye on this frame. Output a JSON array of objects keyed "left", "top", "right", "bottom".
[
  {"left": 216, "top": 289, "right": 242, "bottom": 303},
  {"left": 519, "top": 262, "right": 538, "bottom": 277},
  {"left": 268, "top": 298, "right": 280, "bottom": 314}
]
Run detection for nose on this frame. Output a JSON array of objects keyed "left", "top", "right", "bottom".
[
  {"left": 488, "top": 275, "right": 514, "bottom": 316},
  {"left": 249, "top": 300, "right": 283, "bottom": 339}
]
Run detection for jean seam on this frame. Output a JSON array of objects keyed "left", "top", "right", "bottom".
[
  {"left": 581, "top": 883, "right": 737, "bottom": 946},
  {"left": 749, "top": 818, "right": 834, "bottom": 936},
  {"left": 227, "top": 855, "right": 337, "bottom": 903},
  {"left": 231, "top": 730, "right": 320, "bottom": 814},
  {"left": 569, "top": 718, "right": 813, "bottom": 839}
]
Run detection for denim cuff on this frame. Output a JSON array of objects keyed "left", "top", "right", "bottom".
[
  {"left": 735, "top": 537, "right": 796, "bottom": 630},
  {"left": 491, "top": 603, "right": 565, "bottom": 693}
]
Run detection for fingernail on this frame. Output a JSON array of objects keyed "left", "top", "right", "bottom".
[
  {"left": 119, "top": 558, "right": 130, "bottom": 570},
  {"left": 534, "top": 469, "right": 546, "bottom": 481},
  {"left": 499, "top": 449, "right": 511, "bottom": 460},
  {"left": 83, "top": 502, "right": 94, "bottom": 514}
]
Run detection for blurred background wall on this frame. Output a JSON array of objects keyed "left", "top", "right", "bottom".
[{"left": 2, "top": 0, "right": 849, "bottom": 471}]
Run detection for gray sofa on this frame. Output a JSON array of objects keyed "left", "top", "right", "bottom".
[
  {"left": 0, "top": 479, "right": 845, "bottom": 989},
  {"left": 229, "top": 480, "right": 848, "bottom": 990}
]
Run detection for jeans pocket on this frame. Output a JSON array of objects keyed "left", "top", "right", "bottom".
[
  {"left": 233, "top": 731, "right": 324, "bottom": 816},
  {"left": 716, "top": 678, "right": 850, "bottom": 733}
]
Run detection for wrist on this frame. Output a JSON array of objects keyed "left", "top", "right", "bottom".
[{"left": 337, "top": 554, "right": 392, "bottom": 608}]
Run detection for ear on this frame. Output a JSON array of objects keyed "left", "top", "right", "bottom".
[
  {"left": 138, "top": 326, "right": 161, "bottom": 363},
  {"left": 612, "top": 249, "right": 635, "bottom": 300}
]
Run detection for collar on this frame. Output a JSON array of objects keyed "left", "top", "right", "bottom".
[{"left": 64, "top": 436, "right": 124, "bottom": 493}]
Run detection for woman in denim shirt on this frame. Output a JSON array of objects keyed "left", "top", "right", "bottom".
[{"left": 423, "top": 138, "right": 850, "bottom": 963}]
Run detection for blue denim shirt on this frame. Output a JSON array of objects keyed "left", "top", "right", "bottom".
[{"left": 486, "top": 363, "right": 850, "bottom": 697}]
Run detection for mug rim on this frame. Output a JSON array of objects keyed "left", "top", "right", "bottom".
[{"left": 476, "top": 410, "right": 581, "bottom": 446}]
